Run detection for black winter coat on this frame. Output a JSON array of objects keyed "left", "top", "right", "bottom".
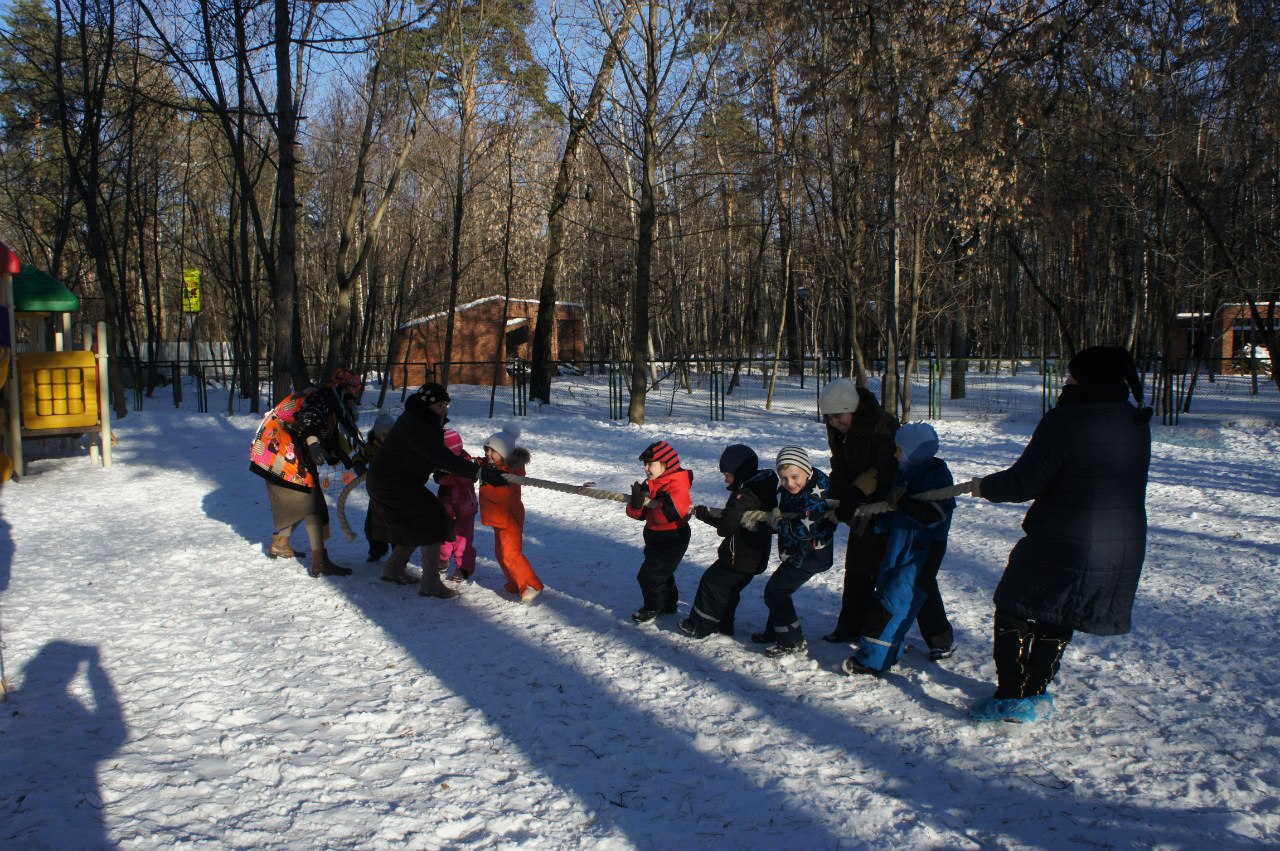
[
  {"left": 827, "top": 386, "right": 899, "bottom": 504},
  {"left": 366, "top": 395, "right": 481, "bottom": 546},
  {"left": 700, "top": 469, "right": 778, "bottom": 575},
  {"left": 979, "top": 392, "right": 1151, "bottom": 635}
]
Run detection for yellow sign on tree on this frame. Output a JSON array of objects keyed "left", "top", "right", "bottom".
[{"left": 182, "top": 269, "right": 201, "bottom": 313}]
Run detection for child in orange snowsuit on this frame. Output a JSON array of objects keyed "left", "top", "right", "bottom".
[{"left": 479, "top": 426, "right": 543, "bottom": 603}]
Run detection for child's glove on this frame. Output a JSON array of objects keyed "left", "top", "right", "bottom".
[
  {"left": 629, "top": 481, "right": 648, "bottom": 509},
  {"left": 479, "top": 466, "right": 508, "bottom": 486},
  {"left": 353, "top": 458, "right": 368, "bottom": 477},
  {"left": 886, "top": 484, "right": 908, "bottom": 510}
]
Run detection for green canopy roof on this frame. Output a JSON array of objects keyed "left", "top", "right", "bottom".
[{"left": 12, "top": 263, "right": 79, "bottom": 312}]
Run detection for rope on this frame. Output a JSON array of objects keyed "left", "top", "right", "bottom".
[
  {"left": 500, "top": 473, "right": 636, "bottom": 505},
  {"left": 336, "top": 473, "right": 365, "bottom": 542},
  {"left": 736, "top": 480, "right": 975, "bottom": 529}
]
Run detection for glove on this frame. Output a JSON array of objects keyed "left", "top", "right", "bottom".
[
  {"left": 852, "top": 468, "right": 878, "bottom": 497},
  {"left": 694, "top": 505, "right": 715, "bottom": 525},
  {"left": 834, "top": 492, "right": 864, "bottom": 524},
  {"left": 479, "top": 466, "right": 508, "bottom": 486},
  {"left": 353, "top": 458, "right": 368, "bottom": 477},
  {"left": 629, "top": 480, "right": 648, "bottom": 509},
  {"left": 886, "top": 484, "right": 908, "bottom": 510},
  {"left": 307, "top": 441, "right": 328, "bottom": 468},
  {"left": 969, "top": 477, "right": 984, "bottom": 499}
]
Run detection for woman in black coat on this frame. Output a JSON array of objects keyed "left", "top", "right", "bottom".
[
  {"left": 367, "top": 383, "right": 505, "bottom": 598},
  {"left": 970, "top": 346, "right": 1153, "bottom": 723}
]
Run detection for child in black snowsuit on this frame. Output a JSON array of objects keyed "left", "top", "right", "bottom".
[
  {"left": 752, "top": 446, "right": 838, "bottom": 658},
  {"left": 679, "top": 445, "right": 778, "bottom": 639}
]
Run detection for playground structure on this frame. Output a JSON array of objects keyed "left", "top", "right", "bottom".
[{"left": 0, "top": 241, "right": 112, "bottom": 481}]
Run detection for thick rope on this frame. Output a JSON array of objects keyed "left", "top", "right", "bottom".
[
  {"left": 736, "top": 480, "right": 975, "bottom": 529},
  {"left": 336, "top": 473, "right": 365, "bottom": 542},
  {"left": 500, "top": 472, "right": 635, "bottom": 504}
]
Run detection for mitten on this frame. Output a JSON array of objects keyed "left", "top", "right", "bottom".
[
  {"left": 353, "top": 458, "right": 368, "bottom": 477},
  {"left": 694, "top": 505, "right": 716, "bottom": 525},
  {"left": 479, "top": 466, "right": 508, "bottom": 486},
  {"left": 629, "top": 481, "right": 648, "bottom": 509},
  {"left": 886, "top": 484, "right": 908, "bottom": 510},
  {"left": 307, "top": 441, "right": 328, "bottom": 468},
  {"left": 834, "top": 492, "right": 864, "bottom": 524}
]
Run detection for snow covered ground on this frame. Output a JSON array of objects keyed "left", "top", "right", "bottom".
[{"left": 1, "top": 380, "right": 1278, "bottom": 850}]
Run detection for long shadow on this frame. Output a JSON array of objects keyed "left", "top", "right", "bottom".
[
  {"left": 0, "top": 640, "right": 127, "bottom": 849},
  {"left": 176, "top": 410, "right": 1261, "bottom": 847}
]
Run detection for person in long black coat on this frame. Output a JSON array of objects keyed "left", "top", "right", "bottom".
[
  {"left": 366, "top": 383, "right": 505, "bottom": 598},
  {"left": 970, "top": 346, "right": 1153, "bottom": 723}
]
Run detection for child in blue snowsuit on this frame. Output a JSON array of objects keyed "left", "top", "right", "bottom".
[
  {"left": 751, "top": 446, "right": 837, "bottom": 658},
  {"left": 843, "top": 422, "right": 956, "bottom": 676}
]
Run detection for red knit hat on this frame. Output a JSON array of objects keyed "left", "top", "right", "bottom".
[{"left": 639, "top": 440, "right": 681, "bottom": 471}]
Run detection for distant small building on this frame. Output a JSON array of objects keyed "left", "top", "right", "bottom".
[
  {"left": 389, "top": 296, "right": 585, "bottom": 388},
  {"left": 1171, "top": 303, "right": 1275, "bottom": 370}
]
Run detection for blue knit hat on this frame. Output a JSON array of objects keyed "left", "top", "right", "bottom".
[{"left": 895, "top": 423, "right": 939, "bottom": 467}]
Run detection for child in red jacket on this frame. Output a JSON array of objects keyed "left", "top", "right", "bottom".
[
  {"left": 479, "top": 426, "right": 543, "bottom": 603},
  {"left": 626, "top": 440, "right": 693, "bottom": 623}
]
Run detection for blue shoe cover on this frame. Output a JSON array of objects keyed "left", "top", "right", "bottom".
[
  {"left": 969, "top": 696, "right": 1038, "bottom": 723},
  {"left": 1025, "top": 692, "right": 1055, "bottom": 721}
]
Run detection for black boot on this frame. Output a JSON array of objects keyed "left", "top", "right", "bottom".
[{"left": 992, "top": 610, "right": 1032, "bottom": 699}]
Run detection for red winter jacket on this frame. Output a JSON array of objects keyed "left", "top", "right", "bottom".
[{"left": 626, "top": 466, "right": 693, "bottom": 531}]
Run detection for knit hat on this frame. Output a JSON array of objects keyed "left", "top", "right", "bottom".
[
  {"left": 895, "top": 422, "right": 939, "bottom": 466},
  {"left": 718, "top": 444, "right": 758, "bottom": 483},
  {"left": 416, "top": 382, "right": 451, "bottom": 405},
  {"left": 443, "top": 428, "right": 466, "bottom": 457},
  {"left": 818, "top": 378, "right": 860, "bottom": 416},
  {"left": 371, "top": 414, "right": 395, "bottom": 441},
  {"left": 775, "top": 445, "right": 814, "bottom": 477},
  {"left": 484, "top": 424, "right": 521, "bottom": 460},
  {"left": 639, "top": 440, "right": 681, "bottom": 472},
  {"left": 327, "top": 367, "right": 362, "bottom": 401},
  {"left": 1068, "top": 346, "right": 1144, "bottom": 404}
]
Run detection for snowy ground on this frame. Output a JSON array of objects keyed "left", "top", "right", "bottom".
[{"left": 1, "top": 382, "right": 1278, "bottom": 850}]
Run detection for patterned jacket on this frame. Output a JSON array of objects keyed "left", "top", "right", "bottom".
[
  {"left": 777, "top": 468, "right": 837, "bottom": 553},
  {"left": 249, "top": 387, "right": 348, "bottom": 492}
]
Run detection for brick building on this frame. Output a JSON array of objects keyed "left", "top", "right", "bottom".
[
  {"left": 1171, "top": 303, "right": 1275, "bottom": 369},
  {"left": 389, "top": 296, "right": 585, "bottom": 388}
]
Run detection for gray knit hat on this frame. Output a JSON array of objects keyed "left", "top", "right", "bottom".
[
  {"left": 775, "top": 445, "right": 814, "bottom": 476},
  {"left": 819, "top": 378, "right": 860, "bottom": 415}
]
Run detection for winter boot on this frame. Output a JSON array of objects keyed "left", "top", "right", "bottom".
[
  {"left": 1023, "top": 630, "right": 1073, "bottom": 698},
  {"left": 310, "top": 548, "right": 352, "bottom": 577},
  {"left": 418, "top": 569, "right": 459, "bottom": 599},
  {"left": 380, "top": 545, "right": 415, "bottom": 585},
  {"left": 417, "top": 544, "right": 458, "bottom": 599},
  {"left": 269, "top": 533, "right": 300, "bottom": 560}
]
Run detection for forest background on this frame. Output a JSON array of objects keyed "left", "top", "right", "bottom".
[{"left": 0, "top": 0, "right": 1277, "bottom": 424}]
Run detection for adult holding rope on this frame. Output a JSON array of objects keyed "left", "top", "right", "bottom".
[
  {"left": 968, "top": 346, "right": 1153, "bottom": 724},
  {"left": 366, "top": 383, "right": 507, "bottom": 598}
]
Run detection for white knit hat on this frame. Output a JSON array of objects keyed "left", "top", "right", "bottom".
[
  {"left": 484, "top": 424, "right": 522, "bottom": 459},
  {"left": 775, "top": 445, "right": 814, "bottom": 476},
  {"left": 818, "top": 379, "right": 860, "bottom": 415}
]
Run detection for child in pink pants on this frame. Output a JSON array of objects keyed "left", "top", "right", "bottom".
[{"left": 437, "top": 428, "right": 479, "bottom": 581}]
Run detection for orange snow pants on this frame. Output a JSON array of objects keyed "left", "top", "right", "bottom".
[{"left": 493, "top": 523, "right": 542, "bottom": 596}]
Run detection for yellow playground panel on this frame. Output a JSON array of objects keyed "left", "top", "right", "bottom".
[{"left": 19, "top": 351, "right": 100, "bottom": 428}]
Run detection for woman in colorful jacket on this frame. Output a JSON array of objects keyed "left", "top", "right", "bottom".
[{"left": 249, "top": 368, "right": 363, "bottom": 578}]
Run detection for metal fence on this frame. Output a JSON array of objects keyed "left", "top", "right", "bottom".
[{"left": 118, "top": 355, "right": 1280, "bottom": 427}]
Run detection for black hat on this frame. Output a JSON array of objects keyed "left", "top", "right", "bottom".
[
  {"left": 417, "top": 382, "right": 451, "bottom": 405},
  {"left": 1068, "top": 346, "right": 1143, "bottom": 404},
  {"left": 718, "top": 444, "right": 758, "bottom": 483}
]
